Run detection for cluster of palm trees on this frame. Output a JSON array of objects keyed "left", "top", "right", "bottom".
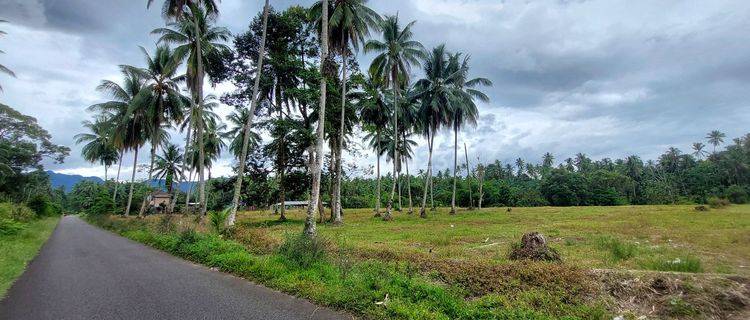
[
  {"left": 75, "top": 0, "right": 491, "bottom": 237},
  {"left": 692, "top": 130, "right": 727, "bottom": 160}
]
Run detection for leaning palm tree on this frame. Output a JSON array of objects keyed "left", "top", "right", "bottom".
[
  {"left": 88, "top": 68, "right": 150, "bottom": 216},
  {"left": 365, "top": 15, "right": 425, "bottom": 220},
  {"left": 124, "top": 45, "right": 187, "bottom": 217},
  {"left": 149, "top": 0, "right": 228, "bottom": 216},
  {"left": 304, "top": 0, "right": 329, "bottom": 237},
  {"left": 692, "top": 142, "right": 708, "bottom": 160},
  {"left": 312, "top": 0, "right": 381, "bottom": 225},
  {"left": 706, "top": 130, "right": 726, "bottom": 154},
  {"left": 228, "top": 0, "right": 270, "bottom": 226},
  {"left": 0, "top": 20, "right": 16, "bottom": 92},
  {"left": 74, "top": 117, "right": 120, "bottom": 181},
  {"left": 414, "top": 45, "right": 454, "bottom": 218},
  {"left": 154, "top": 143, "right": 185, "bottom": 195},
  {"left": 359, "top": 73, "right": 389, "bottom": 215},
  {"left": 447, "top": 52, "right": 491, "bottom": 214}
]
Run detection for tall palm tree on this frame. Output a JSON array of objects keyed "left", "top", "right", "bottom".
[
  {"left": 125, "top": 45, "right": 187, "bottom": 217},
  {"left": 447, "top": 52, "right": 491, "bottom": 214},
  {"left": 74, "top": 117, "right": 119, "bottom": 181},
  {"left": 358, "top": 73, "right": 388, "bottom": 215},
  {"left": 154, "top": 143, "right": 185, "bottom": 195},
  {"left": 150, "top": 0, "right": 228, "bottom": 216},
  {"left": 229, "top": 0, "right": 270, "bottom": 226},
  {"left": 365, "top": 15, "right": 425, "bottom": 220},
  {"left": 88, "top": 68, "right": 149, "bottom": 216},
  {"left": 414, "top": 45, "right": 454, "bottom": 218},
  {"left": 177, "top": 94, "right": 220, "bottom": 211},
  {"left": 225, "top": 108, "right": 261, "bottom": 160},
  {"left": 312, "top": 0, "right": 381, "bottom": 224},
  {"left": 304, "top": 0, "right": 329, "bottom": 237},
  {"left": 706, "top": 130, "right": 726, "bottom": 154},
  {"left": 692, "top": 142, "right": 707, "bottom": 160},
  {"left": 0, "top": 20, "right": 16, "bottom": 92}
]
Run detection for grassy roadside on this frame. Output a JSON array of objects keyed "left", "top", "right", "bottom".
[
  {"left": 85, "top": 214, "right": 608, "bottom": 319},
  {"left": 0, "top": 216, "right": 60, "bottom": 296}
]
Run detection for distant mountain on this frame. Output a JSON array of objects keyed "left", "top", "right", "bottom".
[
  {"left": 47, "top": 171, "right": 103, "bottom": 192},
  {"left": 47, "top": 171, "right": 194, "bottom": 193}
]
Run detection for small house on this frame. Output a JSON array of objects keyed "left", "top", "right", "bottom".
[{"left": 148, "top": 190, "right": 172, "bottom": 209}]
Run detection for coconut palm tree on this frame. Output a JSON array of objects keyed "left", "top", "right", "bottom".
[
  {"left": 358, "top": 73, "right": 388, "bottom": 215},
  {"left": 0, "top": 20, "right": 16, "bottom": 92},
  {"left": 150, "top": 1, "right": 229, "bottom": 216},
  {"left": 154, "top": 143, "right": 185, "bottom": 195},
  {"left": 312, "top": 0, "right": 381, "bottom": 224},
  {"left": 365, "top": 15, "right": 425, "bottom": 220},
  {"left": 88, "top": 68, "right": 150, "bottom": 216},
  {"left": 229, "top": 0, "right": 270, "bottom": 226},
  {"left": 74, "top": 117, "right": 119, "bottom": 181},
  {"left": 706, "top": 130, "right": 726, "bottom": 154},
  {"left": 225, "top": 108, "right": 261, "bottom": 160},
  {"left": 692, "top": 142, "right": 708, "bottom": 160},
  {"left": 447, "top": 52, "right": 491, "bottom": 214},
  {"left": 177, "top": 94, "right": 220, "bottom": 211},
  {"left": 305, "top": 0, "right": 329, "bottom": 237},
  {"left": 124, "top": 45, "right": 187, "bottom": 217},
  {"left": 414, "top": 44, "right": 454, "bottom": 218}
]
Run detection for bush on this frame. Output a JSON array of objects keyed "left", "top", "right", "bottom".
[
  {"left": 725, "top": 185, "right": 748, "bottom": 204},
  {"left": 596, "top": 236, "right": 637, "bottom": 261},
  {"left": 0, "top": 218, "right": 26, "bottom": 236},
  {"left": 208, "top": 209, "right": 230, "bottom": 235},
  {"left": 26, "top": 194, "right": 57, "bottom": 217},
  {"left": 643, "top": 257, "right": 703, "bottom": 273},
  {"left": 277, "top": 233, "right": 330, "bottom": 268},
  {"left": 0, "top": 202, "right": 36, "bottom": 222},
  {"left": 88, "top": 189, "right": 114, "bottom": 216},
  {"left": 707, "top": 197, "right": 730, "bottom": 209}
]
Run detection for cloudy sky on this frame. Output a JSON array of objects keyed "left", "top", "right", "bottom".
[{"left": 1, "top": 0, "right": 749, "bottom": 180}]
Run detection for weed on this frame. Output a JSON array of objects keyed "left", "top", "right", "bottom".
[
  {"left": 0, "top": 218, "right": 25, "bottom": 236},
  {"left": 708, "top": 197, "right": 730, "bottom": 209},
  {"left": 667, "top": 297, "right": 698, "bottom": 317},
  {"left": 596, "top": 236, "right": 637, "bottom": 262},
  {"left": 643, "top": 256, "right": 703, "bottom": 273},
  {"left": 208, "top": 209, "right": 230, "bottom": 235},
  {"left": 277, "top": 232, "right": 330, "bottom": 268}
]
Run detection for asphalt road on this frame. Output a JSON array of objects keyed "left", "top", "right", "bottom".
[{"left": 0, "top": 216, "right": 349, "bottom": 320}]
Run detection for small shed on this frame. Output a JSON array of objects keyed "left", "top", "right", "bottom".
[{"left": 148, "top": 190, "right": 172, "bottom": 208}]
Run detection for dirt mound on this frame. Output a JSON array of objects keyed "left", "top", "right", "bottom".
[{"left": 509, "top": 232, "right": 562, "bottom": 262}]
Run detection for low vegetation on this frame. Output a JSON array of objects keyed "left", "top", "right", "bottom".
[
  {"left": 87, "top": 204, "right": 750, "bottom": 319},
  {"left": 0, "top": 216, "right": 60, "bottom": 296}
]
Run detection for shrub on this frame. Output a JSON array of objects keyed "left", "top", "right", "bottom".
[
  {"left": 277, "top": 233, "right": 330, "bottom": 268},
  {"left": 643, "top": 257, "right": 702, "bottom": 273},
  {"left": 596, "top": 236, "right": 637, "bottom": 262},
  {"left": 156, "top": 214, "right": 176, "bottom": 233},
  {"left": 725, "top": 185, "right": 748, "bottom": 204},
  {"left": 707, "top": 197, "right": 730, "bottom": 209},
  {"left": 0, "top": 202, "right": 36, "bottom": 222},
  {"left": 88, "top": 189, "right": 114, "bottom": 216},
  {"left": 208, "top": 209, "right": 230, "bottom": 235},
  {"left": 26, "top": 194, "right": 56, "bottom": 217},
  {"left": 0, "top": 218, "right": 26, "bottom": 236}
]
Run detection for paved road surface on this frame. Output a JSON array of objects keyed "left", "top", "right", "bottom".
[{"left": 0, "top": 216, "right": 349, "bottom": 320}]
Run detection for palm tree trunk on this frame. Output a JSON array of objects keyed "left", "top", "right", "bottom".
[
  {"left": 138, "top": 142, "right": 157, "bottom": 217},
  {"left": 191, "top": 10, "right": 207, "bottom": 217},
  {"left": 229, "top": 0, "right": 269, "bottom": 226},
  {"left": 333, "top": 47, "right": 347, "bottom": 225},
  {"left": 450, "top": 125, "right": 458, "bottom": 214},
  {"left": 419, "top": 131, "right": 433, "bottom": 218},
  {"left": 374, "top": 131, "right": 381, "bottom": 217},
  {"left": 125, "top": 147, "right": 139, "bottom": 217},
  {"left": 430, "top": 167, "right": 435, "bottom": 211},
  {"left": 170, "top": 117, "right": 193, "bottom": 214},
  {"left": 304, "top": 0, "right": 327, "bottom": 237},
  {"left": 406, "top": 155, "right": 413, "bottom": 214},
  {"left": 113, "top": 151, "right": 123, "bottom": 204},
  {"left": 464, "top": 143, "right": 473, "bottom": 210},
  {"left": 384, "top": 81, "right": 398, "bottom": 221},
  {"left": 104, "top": 165, "right": 108, "bottom": 182}
]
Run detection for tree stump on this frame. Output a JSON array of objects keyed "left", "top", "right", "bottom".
[{"left": 509, "top": 232, "right": 561, "bottom": 262}]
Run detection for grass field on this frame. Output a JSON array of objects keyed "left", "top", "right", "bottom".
[
  {"left": 0, "top": 216, "right": 60, "bottom": 296},
  {"left": 236, "top": 205, "right": 750, "bottom": 276}
]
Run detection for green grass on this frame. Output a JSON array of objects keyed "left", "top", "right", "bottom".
[
  {"left": 0, "top": 216, "right": 60, "bottom": 296},
  {"left": 234, "top": 205, "right": 750, "bottom": 275},
  {"left": 642, "top": 256, "right": 703, "bottom": 273}
]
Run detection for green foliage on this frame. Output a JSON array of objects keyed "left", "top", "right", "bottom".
[
  {"left": 707, "top": 197, "right": 730, "bottom": 209},
  {"left": 0, "top": 202, "right": 35, "bottom": 222},
  {"left": 0, "top": 216, "right": 60, "bottom": 296},
  {"left": 277, "top": 233, "right": 329, "bottom": 268},
  {"left": 725, "top": 185, "right": 748, "bottom": 204},
  {"left": 596, "top": 236, "right": 637, "bottom": 262},
  {"left": 208, "top": 208, "right": 230, "bottom": 234},
  {"left": 667, "top": 297, "right": 699, "bottom": 317},
  {"left": 643, "top": 257, "right": 703, "bottom": 273},
  {"left": 0, "top": 218, "right": 25, "bottom": 236},
  {"left": 26, "top": 194, "right": 60, "bottom": 217}
]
